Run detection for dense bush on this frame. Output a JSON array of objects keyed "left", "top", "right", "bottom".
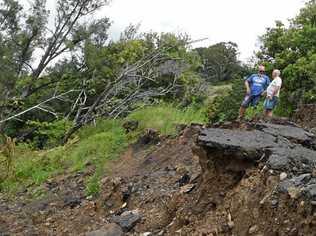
[
  {"left": 26, "top": 120, "right": 72, "bottom": 149},
  {"left": 208, "top": 78, "right": 245, "bottom": 122}
]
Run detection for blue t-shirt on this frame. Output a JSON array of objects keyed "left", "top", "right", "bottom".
[{"left": 246, "top": 74, "right": 270, "bottom": 96}]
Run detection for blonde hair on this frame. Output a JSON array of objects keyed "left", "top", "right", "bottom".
[{"left": 273, "top": 69, "right": 281, "bottom": 77}]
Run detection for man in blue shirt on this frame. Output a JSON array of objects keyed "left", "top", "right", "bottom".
[{"left": 238, "top": 65, "right": 270, "bottom": 120}]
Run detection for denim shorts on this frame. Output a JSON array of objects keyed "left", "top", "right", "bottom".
[
  {"left": 264, "top": 96, "right": 279, "bottom": 110},
  {"left": 241, "top": 94, "right": 261, "bottom": 108}
]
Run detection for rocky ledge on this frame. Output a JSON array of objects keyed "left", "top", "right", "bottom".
[{"left": 197, "top": 122, "right": 316, "bottom": 202}]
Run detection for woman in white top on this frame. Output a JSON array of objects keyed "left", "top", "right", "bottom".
[{"left": 264, "top": 69, "right": 282, "bottom": 117}]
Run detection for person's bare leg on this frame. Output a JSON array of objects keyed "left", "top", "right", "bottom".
[
  {"left": 238, "top": 106, "right": 246, "bottom": 120},
  {"left": 265, "top": 110, "right": 273, "bottom": 118}
]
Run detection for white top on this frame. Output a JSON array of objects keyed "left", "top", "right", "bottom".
[{"left": 267, "top": 77, "right": 282, "bottom": 97}]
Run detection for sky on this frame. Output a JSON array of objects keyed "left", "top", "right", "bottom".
[
  {"left": 100, "top": 0, "right": 307, "bottom": 62},
  {"left": 21, "top": 0, "right": 307, "bottom": 62}
]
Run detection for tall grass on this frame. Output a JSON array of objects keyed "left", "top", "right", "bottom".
[{"left": 128, "top": 103, "right": 207, "bottom": 135}]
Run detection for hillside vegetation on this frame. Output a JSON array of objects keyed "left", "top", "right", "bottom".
[{"left": 0, "top": 103, "right": 207, "bottom": 197}]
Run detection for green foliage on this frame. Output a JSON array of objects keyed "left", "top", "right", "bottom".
[
  {"left": 27, "top": 119, "right": 72, "bottom": 149},
  {"left": 196, "top": 42, "right": 242, "bottom": 82},
  {"left": 258, "top": 0, "right": 316, "bottom": 115},
  {"left": 0, "top": 0, "right": 110, "bottom": 134},
  {"left": 208, "top": 78, "right": 244, "bottom": 122},
  {"left": 83, "top": 32, "right": 203, "bottom": 106},
  {"left": 128, "top": 103, "right": 207, "bottom": 136},
  {"left": 245, "top": 101, "right": 265, "bottom": 120}
]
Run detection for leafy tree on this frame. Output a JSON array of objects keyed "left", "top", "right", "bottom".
[
  {"left": 0, "top": 0, "right": 110, "bottom": 131},
  {"left": 257, "top": 0, "right": 316, "bottom": 116},
  {"left": 196, "top": 42, "right": 242, "bottom": 82}
]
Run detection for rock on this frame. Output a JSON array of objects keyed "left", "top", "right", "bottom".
[
  {"left": 280, "top": 172, "right": 288, "bottom": 181},
  {"left": 289, "top": 228, "right": 298, "bottom": 236},
  {"left": 63, "top": 196, "right": 81, "bottom": 209},
  {"left": 175, "top": 165, "right": 189, "bottom": 175},
  {"left": 254, "top": 122, "right": 315, "bottom": 146},
  {"left": 284, "top": 219, "right": 290, "bottom": 224},
  {"left": 271, "top": 200, "right": 279, "bottom": 208},
  {"left": 112, "top": 210, "right": 141, "bottom": 231},
  {"left": 248, "top": 225, "right": 258, "bottom": 234},
  {"left": 175, "top": 229, "right": 182, "bottom": 234},
  {"left": 267, "top": 146, "right": 316, "bottom": 172},
  {"left": 198, "top": 128, "right": 277, "bottom": 161},
  {"left": 180, "top": 184, "right": 195, "bottom": 194},
  {"left": 197, "top": 124, "right": 316, "bottom": 173},
  {"left": 227, "top": 221, "right": 234, "bottom": 229},
  {"left": 279, "top": 174, "right": 311, "bottom": 193},
  {"left": 190, "top": 173, "right": 201, "bottom": 183},
  {"left": 288, "top": 187, "right": 301, "bottom": 199},
  {"left": 141, "top": 233, "right": 152, "bottom": 236},
  {"left": 177, "top": 173, "right": 190, "bottom": 187},
  {"left": 303, "top": 184, "right": 316, "bottom": 199},
  {"left": 85, "top": 223, "right": 123, "bottom": 236},
  {"left": 137, "top": 129, "right": 160, "bottom": 145}
]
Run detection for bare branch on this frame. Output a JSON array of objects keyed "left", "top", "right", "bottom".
[{"left": 0, "top": 90, "right": 79, "bottom": 124}]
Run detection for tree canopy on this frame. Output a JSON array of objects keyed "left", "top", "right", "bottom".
[
  {"left": 257, "top": 0, "right": 316, "bottom": 116},
  {"left": 195, "top": 42, "right": 242, "bottom": 82}
]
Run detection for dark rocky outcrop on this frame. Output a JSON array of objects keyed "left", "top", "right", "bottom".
[{"left": 196, "top": 122, "right": 316, "bottom": 201}]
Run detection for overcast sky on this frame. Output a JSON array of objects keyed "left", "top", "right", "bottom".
[
  {"left": 21, "top": 0, "right": 307, "bottom": 62},
  {"left": 100, "top": 0, "right": 307, "bottom": 62}
]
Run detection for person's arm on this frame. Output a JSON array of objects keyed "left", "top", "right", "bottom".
[
  {"left": 245, "top": 80, "right": 251, "bottom": 95},
  {"left": 263, "top": 76, "right": 271, "bottom": 97},
  {"left": 245, "top": 75, "right": 253, "bottom": 95}
]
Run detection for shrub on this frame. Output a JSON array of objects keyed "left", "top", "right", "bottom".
[
  {"left": 27, "top": 119, "right": 72, "bottom": 149},
  {"left": 208, "top": 78, "right": 244, "bottom": 122}
]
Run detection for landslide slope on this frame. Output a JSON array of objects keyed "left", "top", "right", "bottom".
[{"left": 1, "top": 121, "right": 316, "bottom": 236}]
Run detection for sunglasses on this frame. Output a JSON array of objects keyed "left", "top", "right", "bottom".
[{"left": 259, "top": 70, "right": 265, "bottom": 73}]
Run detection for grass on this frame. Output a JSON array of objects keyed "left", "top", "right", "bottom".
[
  {"left": 0, "top": 103, "right": 207, "bottom": 198},
  {"left": 128, "top": 103, "right": 207, "bottom": 136},
  {"left": 0, "top": 119, "right": 128, "bottom": 198},
  {"left": 206, "top": 84, "right": 232, "bottom": 102}
]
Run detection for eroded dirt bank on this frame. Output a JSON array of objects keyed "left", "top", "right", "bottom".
[{"left": 1, "top": 121, "right": 316, "bottom": 235}]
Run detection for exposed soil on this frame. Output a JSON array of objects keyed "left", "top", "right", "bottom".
[
  {"left": 294, "top": 104, "right": 316, "bottom": 129},
  {"left": 1, "top": 121, "right": 316, "bottom": 236}
]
